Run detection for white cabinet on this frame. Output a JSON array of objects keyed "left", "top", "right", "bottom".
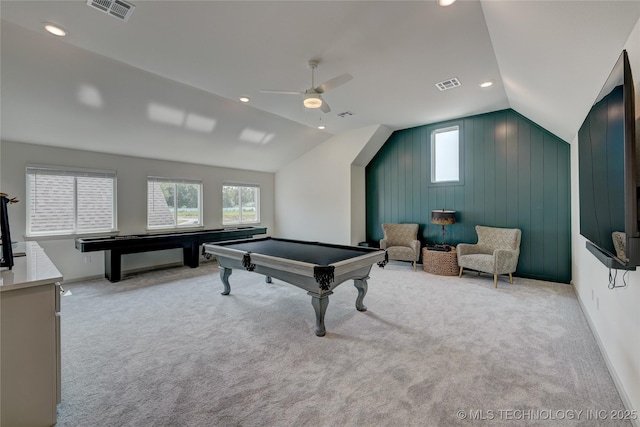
[{"left": 1, "top": 242, "right": 63, "bottom": 427}]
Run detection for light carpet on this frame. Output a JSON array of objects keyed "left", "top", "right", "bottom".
[{"left": 56, "top": 261, "right": 629, "bottom": 426}]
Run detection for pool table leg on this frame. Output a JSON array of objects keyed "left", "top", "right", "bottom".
[
  {"left": 220, "top": 267, "right": 232, "bottom": 295},
  {"left": 354, "top": 277, "right": 369, "bottom": 312},
  {"left": 309, "top": 292, "right": 332, "bottom": 337}
]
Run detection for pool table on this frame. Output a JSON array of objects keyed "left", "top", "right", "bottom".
[
  {"left": 203, "top": 237, "right": 387, "bottom": 336},
  {"left": 76, "top": 226, "right": 267, "bottom": 282}
]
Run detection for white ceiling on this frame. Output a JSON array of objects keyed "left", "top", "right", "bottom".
[{"left": 1, "top": 1, "right": 639, "bottom": 173}]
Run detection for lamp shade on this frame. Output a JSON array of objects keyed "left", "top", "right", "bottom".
[{"left": 431, "top": 209, "right": 456, "bottom": 225}]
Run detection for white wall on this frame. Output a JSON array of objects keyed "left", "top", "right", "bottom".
[
  {"left": 275, "top": 125, "right": 391, "bottom": 245},
  {"left": 571, "top": 16, "right": 640, "bottom": 416},
  {"left": 350, "top": 164, "right": 366, "bottom": 246},
  {"left": 0, "top": 141, "right": 274, "bottom": 281}
]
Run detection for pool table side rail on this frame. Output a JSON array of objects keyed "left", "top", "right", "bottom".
[
  {"left": 207, "top": 236, "right": 383, "bottom": 254},
  {"left": 212, "top": 254, "right": 379, "bottom": 295},
  {"left": 204, "top": 245, "right": 317, "bottom": 277},
  {"left": 332, "top": 251, "right": 386, "bottom": 275}
]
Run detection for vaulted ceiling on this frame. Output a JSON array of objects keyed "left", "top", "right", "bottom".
[{"left": 1, "top": 1, "right": 639, "bottom": 172}]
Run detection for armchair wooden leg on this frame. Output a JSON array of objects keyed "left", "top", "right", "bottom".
[
  {"left": 494, "top": 274, "right": 498, "bottom": 288},
  {"left": 458, "top": 266, "right": 463, "bottom": 278},
  {"left": 413, "top": 261, "right": 417, "bottom": 271},
  {"left": 509, "top": 273, "right": 513, "bottom": 284}
]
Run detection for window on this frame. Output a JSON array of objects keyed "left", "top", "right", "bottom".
[
  {"left": 431, "top": 125, "right": 461, "bottom": 183},
  {"left": 222, "top": 184, "right": 260, "bottom": 225},
  {"left": 147, "top": 177, "right": 202, "bottom": 229},
  {"left": 26, "top": 165, "right": 117, "bottom": 236}
]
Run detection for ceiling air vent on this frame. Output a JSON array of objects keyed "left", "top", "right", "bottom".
[
  {"left": 337, "top": 111, "right": 354, "bottom": 118},
  {"left": 435, "top": 78, "right": 461, "bottom": 91},
  {"left": 87, "top": 0, "right": 135, "bottom": 22}
]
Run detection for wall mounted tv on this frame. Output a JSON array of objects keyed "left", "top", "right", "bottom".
[{"left": 579, "top": 50, "right": 638, "bottom": 270}]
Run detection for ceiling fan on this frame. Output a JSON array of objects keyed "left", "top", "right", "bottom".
[{"left": 260, "top": 61, "right": 353, "bottom": 113}]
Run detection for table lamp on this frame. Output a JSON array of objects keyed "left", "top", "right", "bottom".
[{"left": 431, "top": 209, "right": 456, "bottom": 246}]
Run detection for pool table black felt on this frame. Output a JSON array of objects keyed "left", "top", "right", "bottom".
[{"left": 217, "top": 238, "right": 375, "bottom": 266}]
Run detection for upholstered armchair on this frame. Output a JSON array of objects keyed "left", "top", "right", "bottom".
[
  {"left": 380, "top": 223, "right": 420, "bottom": 271},
  {"left": 457, "top": 225, "right": 522, "bottom": 288},
  {"left": 612, "top": 231, "right": 626, "bottom": 260}
]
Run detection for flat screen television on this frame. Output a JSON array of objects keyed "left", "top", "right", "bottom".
[{"left": 579, "top": 50, "right": 639, "bottom": 269}]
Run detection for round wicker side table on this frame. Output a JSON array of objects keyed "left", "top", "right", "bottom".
[{"left": 422, "top": 246, "right": 459, "bottom": 276}]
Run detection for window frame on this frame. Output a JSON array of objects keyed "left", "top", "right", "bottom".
[
  {"left": 147, "top": 176, "right": 203, "bottom": 231},
  {"left": 222, "top": 183, "right": 261, "bottom": 226},
  {"left": 429, "top": 122, "right": 464, "bottom": 186},
  {"left": 26, "top": 164, "right": 117, "bottom": 237}
]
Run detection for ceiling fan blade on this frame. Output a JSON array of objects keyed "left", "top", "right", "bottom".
[
  {"left": 320, "top": 99, "right": 331, "bottom": 113},
  {"left": 315, "top": 73, "right": 353, "bottom": 94},
  {"left": 260, "top": 90, "right": 303, "bottom": 95}
]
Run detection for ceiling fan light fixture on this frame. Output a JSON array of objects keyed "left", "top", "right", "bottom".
[{"left": 303, "top": 94, "right": 322, "bottom": 109}]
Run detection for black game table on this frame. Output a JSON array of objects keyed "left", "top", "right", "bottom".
[{"left": 75, "top": 226, "right": 267, "bottom": 282}]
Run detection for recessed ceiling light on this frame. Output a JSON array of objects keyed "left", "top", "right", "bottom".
[
  {"left": 318, "top": 125, "right": 326, "bottom": 130},
  {"left": 480, "top": 81, "right": 493, "bottom": 88},
  {"left": 239, "top": 96, "right": 250, "bottom": 103},
  {"left": 44, "top": 23, "right": 67, "bottom": 37},
  {"left": 438, "top": 0, "right": 456, "bottom": 6}
]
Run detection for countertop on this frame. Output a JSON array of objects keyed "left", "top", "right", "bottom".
[{"left": 0, "top": 242, "right": 63, "bottom": 292}]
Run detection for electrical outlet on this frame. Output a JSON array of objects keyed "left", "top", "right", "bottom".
[{"left": 84, "top": 255, "right": 92, "bottom": 264}]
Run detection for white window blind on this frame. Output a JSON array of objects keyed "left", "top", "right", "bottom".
[{"left": 26, "top": 165, "right": 117, "bottom": 236}]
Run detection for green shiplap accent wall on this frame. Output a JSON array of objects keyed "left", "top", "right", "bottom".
[{"left": 365, "top": 109, "right": 571, "bottom": 283}]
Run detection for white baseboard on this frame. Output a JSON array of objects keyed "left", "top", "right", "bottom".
[
  {"left": 62, "top": 273, "right": 104, "bottom": 284},
  {"left": 64, "top": 258, "right": 218, "bottom": 284},
  {"left": 574, "top": 286, "right": 639, "bottom": 427}
]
